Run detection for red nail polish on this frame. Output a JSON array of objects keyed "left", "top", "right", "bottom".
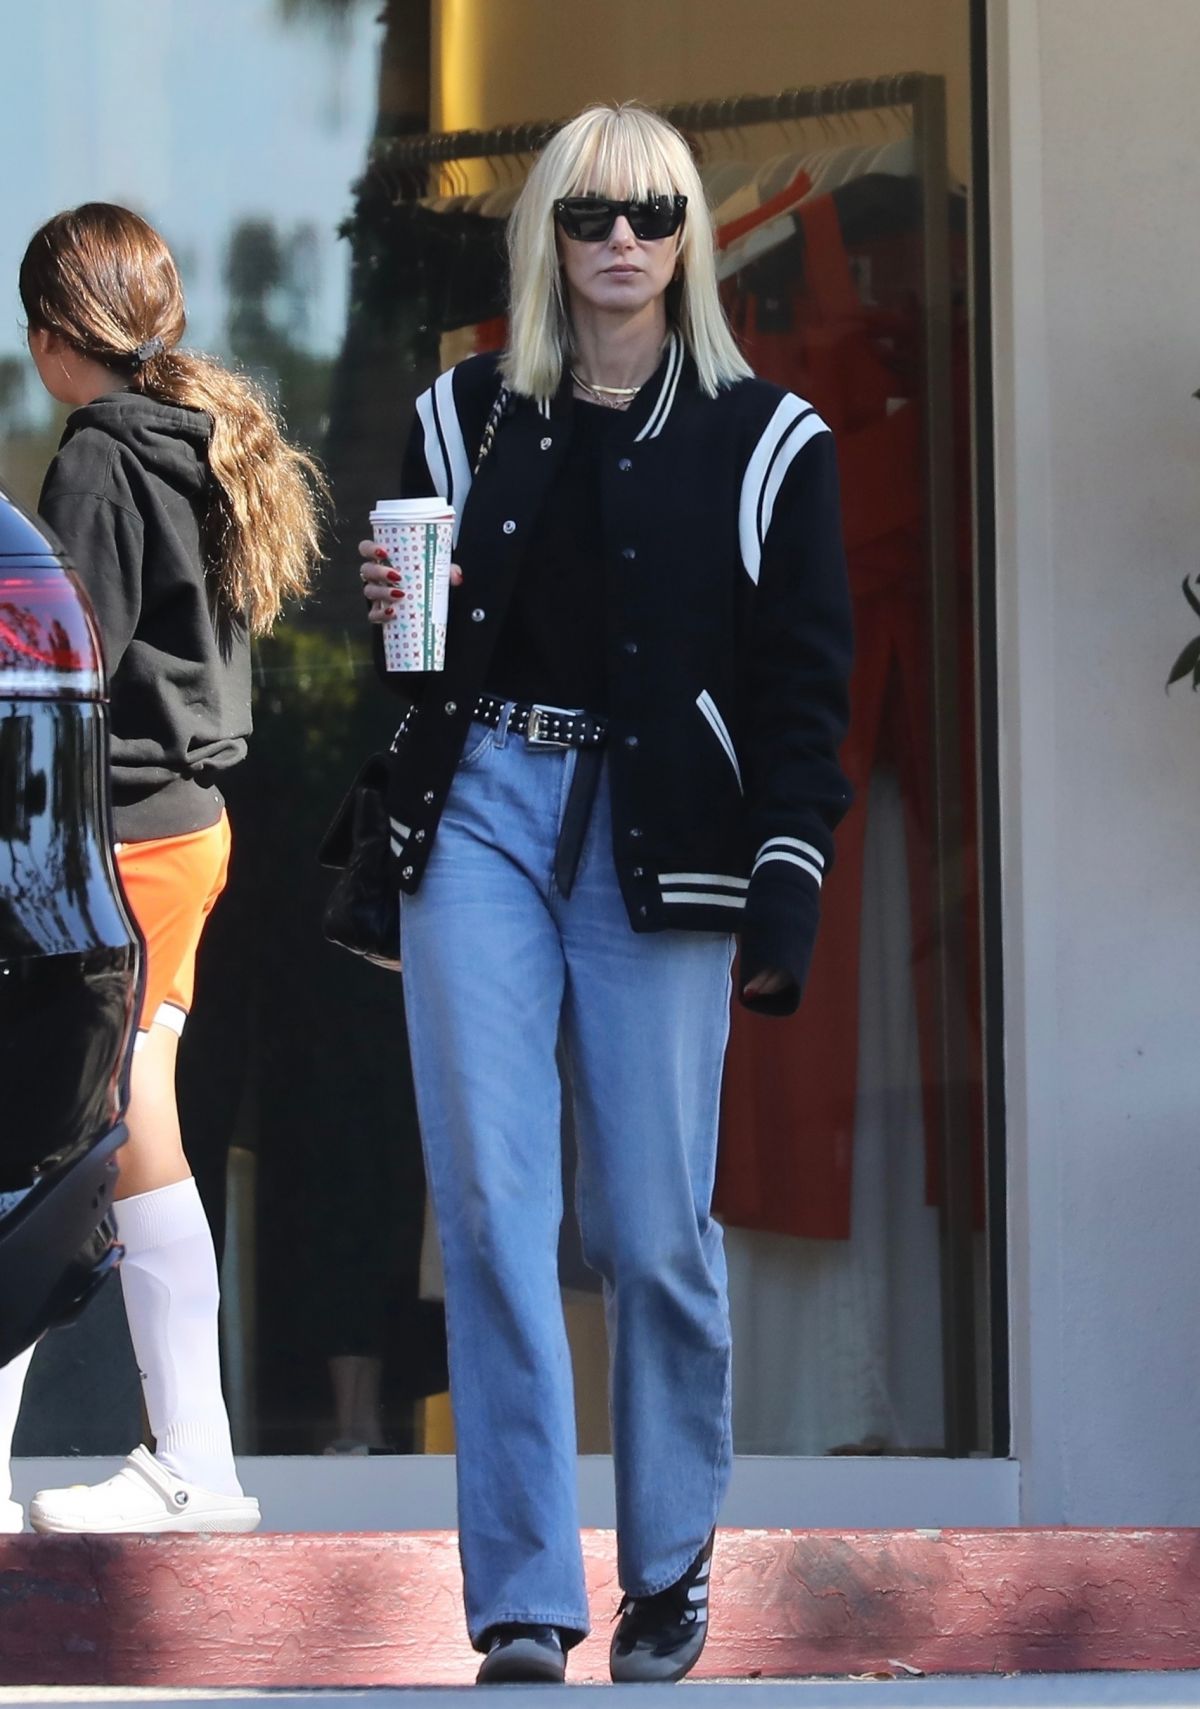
[
  {"left": 374, "top": 548, "right": 389, "bottom": 562},
  {"left": 386, "top": 570, "right": 402, "bottom": 584},
  {"left": 391, "top": 589, "right": 405, "bottom": 600}
]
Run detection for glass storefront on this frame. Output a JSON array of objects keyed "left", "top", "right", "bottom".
[{"left": 2, "top": 0, "right": 995, "bottom": 1463}]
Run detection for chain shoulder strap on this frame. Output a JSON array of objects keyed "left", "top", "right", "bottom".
[{"left": 473, "top": 382, "right": 510, "bottom": 476}]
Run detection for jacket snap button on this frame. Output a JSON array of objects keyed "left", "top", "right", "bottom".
[
  {"left": 540, "top": 436, "right": 553, "bottom": 450},
  {"left": 633, "top": 866, "right": 645, "bottom": 878},
  {"left": 414, "top": 830, "right": 426, "bottom": 842},
  {"left": 402, "top": 866, "right": 414, "bottom": 880},
  {"left": 471, "top": 608, "right": 486, "bottom": 622},
  {"left": 618, "top": 457, "right": 633, "bottom": 472},
  {"left": 502, "top": 519, "right": 517, "bottom": 534},
  {"left": 638, "top": 905, "right": 649, "bottom": 918},
  {"left": 444, "top": 701, "right": 457, "bottom": 714},
  {"left": 621, "top": 546, "right": 636, "bottom": 561},
  {"left": 623, "top": 640, "right": 638, "bottom": 656},
  {"left": 423, "top": 791, "right": 435, "bottom": 805},
  {"left": 624, "top": 735, "right": 639, "bottom": 749}
]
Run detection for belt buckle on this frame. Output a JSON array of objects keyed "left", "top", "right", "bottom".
[{"left": 525, "top": 705, "right": 571, "bottom": 749}]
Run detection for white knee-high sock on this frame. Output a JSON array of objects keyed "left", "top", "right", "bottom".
[
  {"left": 0, "top": 1342, "right": 36, "bottom": 1506},
  {"left": 117, "top": 1178, "right": 242, "bottom": 1497}
]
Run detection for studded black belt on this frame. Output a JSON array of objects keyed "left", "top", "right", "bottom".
[
  {"left": 473, "top": 695, "right": 608, "bottom": 750},
  {"left": 471, "top": 696, "right": 607, "bottom": 897}
]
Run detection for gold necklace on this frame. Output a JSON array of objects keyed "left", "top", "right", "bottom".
[{"left": 570, "top": 369, "right": 640, "bottom": 408}]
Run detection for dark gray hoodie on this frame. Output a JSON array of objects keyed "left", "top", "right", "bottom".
[{"left": 38, "top": 391, "right": 251, "bottom": 841}]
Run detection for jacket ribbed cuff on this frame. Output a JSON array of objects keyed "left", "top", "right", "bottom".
[{"left": 738, "top": 869, "right": 822, "bottom": 1017}]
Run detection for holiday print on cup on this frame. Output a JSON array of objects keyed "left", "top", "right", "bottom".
[{"left": 370, "top": 498, "right": 454, "bottom": 672}]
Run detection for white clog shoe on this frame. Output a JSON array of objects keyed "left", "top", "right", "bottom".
[{"left": 29, "top": 1446, "right": 260, "bottom": 1535}]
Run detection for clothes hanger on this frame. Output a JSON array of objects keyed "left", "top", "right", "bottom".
[
  {"left": 703, "top": 159, "right": 756, "bottom": 205},
  {"left": 791, "top": 105, "right": 842, "bottom": 191},
  {"left": 459, "top": 139, "right": 497, "bottom": 214},
  {"left": 719, "top": 111, "right": 926, "bottom": 279},
  {"left": 479, "top": 144, "right": 528, "bottom": 219},
  {"left": 804, "top": 141, "right": 870, "bottom": 197},
  {"left": 861, "top": 136, "right": 917, "bottom": 178},
  {"left": 700, "top": 100, "right": 755, "bottom": 206}
]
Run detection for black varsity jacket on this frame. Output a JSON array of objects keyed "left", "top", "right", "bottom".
[{"left": 378, "top": 331, "right": 853, "bottom": 1015}]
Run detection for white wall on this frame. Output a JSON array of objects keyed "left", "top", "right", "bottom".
[{"left": 995, "top": 0, "right": 1200, "bottom": 1521}]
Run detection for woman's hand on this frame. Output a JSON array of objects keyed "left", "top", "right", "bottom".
[
  {"left": 742, "top": 968, "right": 792, "bottom": 1001},
  {"left": 358, "top": 539, "right": 463, "bottom": 623}
]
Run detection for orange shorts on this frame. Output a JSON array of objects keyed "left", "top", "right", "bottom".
[{"left": 114, "top": 812, "right": 232, "bottom": 1036}]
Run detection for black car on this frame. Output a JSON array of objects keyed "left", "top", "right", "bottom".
[{"left": 0, "top": 482, "right": 142, "bottom": 1365}]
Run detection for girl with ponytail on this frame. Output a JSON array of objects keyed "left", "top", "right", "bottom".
[{"left": 0, "top": 203, "right": 326, "bottom": 1535}]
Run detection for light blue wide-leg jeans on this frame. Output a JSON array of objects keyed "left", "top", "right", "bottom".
[{"left": 400, "top": 715, "right": 734, "bottom": 1649}]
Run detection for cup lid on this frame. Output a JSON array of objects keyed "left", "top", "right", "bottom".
[{"left": 371, "top": 497, "right": 455, "bottom": 520}]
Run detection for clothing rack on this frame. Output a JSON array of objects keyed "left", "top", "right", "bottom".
[
  {"left": 371, "top": 73, "right": 930, "bottom": 169},
  {"left": 375, "top": 73, "right": 980, "bottom": 1460}
]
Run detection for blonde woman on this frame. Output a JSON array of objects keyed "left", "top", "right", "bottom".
[
  {"left": 360, "top": 104, "right": 852, "bottom": 1683},
  {"left": 0, "top": 203, "right": 324, "bottom": 1536}
]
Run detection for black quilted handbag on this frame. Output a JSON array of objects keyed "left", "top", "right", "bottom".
[{"left": 317, "top": 747, "right": 401, "bottom": 971}]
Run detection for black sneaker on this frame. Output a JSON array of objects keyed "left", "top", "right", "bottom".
[
  {"left": 609, "top": 1529, "right": 714, "bottom": 1684},
  {"left": 476, "top": 1624, "right": 567, "bottom": 1685}
]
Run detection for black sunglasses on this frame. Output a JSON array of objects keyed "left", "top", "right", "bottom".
[{"left": 553, "top": 194, "right": 687, "bottom": 243}]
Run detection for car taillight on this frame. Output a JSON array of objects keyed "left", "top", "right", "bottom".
[{"left": 0, "top": 563, "right": 104, "bottom": 698}]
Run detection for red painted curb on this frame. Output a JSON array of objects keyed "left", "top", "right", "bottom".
[{"left": 2, "top": 1528, "right": 1199, "bottom": 1687}]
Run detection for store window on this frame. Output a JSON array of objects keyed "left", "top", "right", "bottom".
[{"left": 2, "top": 0, "right": 995, "bottom": 1463}]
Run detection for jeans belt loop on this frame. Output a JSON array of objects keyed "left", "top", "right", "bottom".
[{"left": 495, "top": 699, "right": 515, "bottom": 748}]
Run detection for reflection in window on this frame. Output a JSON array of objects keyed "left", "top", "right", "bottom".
[{"left": 4, "top": 0, "right": 993, "bottom": 1464}]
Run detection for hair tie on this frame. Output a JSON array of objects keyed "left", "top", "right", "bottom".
[{"left": 131, "top": 335, "right": 165, "bottom": 368}]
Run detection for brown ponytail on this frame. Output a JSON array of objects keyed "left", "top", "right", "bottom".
[{"left": 19, "top": 203, "right": 327, "bottom": 635}]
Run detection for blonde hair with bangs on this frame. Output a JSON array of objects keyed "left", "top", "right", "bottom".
[{"left": 502, "top": 103, "right": 752, "bottom": 402}]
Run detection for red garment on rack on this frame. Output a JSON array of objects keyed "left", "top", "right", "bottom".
[
  {"left": 714, "top": 166, "right": 812, "bottom": 252},
  {"left": 715, "top": 192, "right": 982, "bottom": 1240}
]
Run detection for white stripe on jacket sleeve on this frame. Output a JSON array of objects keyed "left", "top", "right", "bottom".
[
  {"left": 737, "top": 395, "right": 829, "bottom": 584},
  {"left": 751, "top": 849, "right": 823, "bottom": 886},
  {"left": 759, "top": 411, "right": 829, "bottom": 547},
  {"left": 432, "top": 368, "right": 473, "bottom": 545},
  {"left": 755, "top": 835, "right": 825, "bottom": 870},
  {"left": 414, "top": 388, "right": 448, "bottom": 499}
]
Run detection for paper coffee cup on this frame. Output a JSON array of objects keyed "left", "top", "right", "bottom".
[{"left": 370, "top": 498, "right": 454, "bottom": 672}]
